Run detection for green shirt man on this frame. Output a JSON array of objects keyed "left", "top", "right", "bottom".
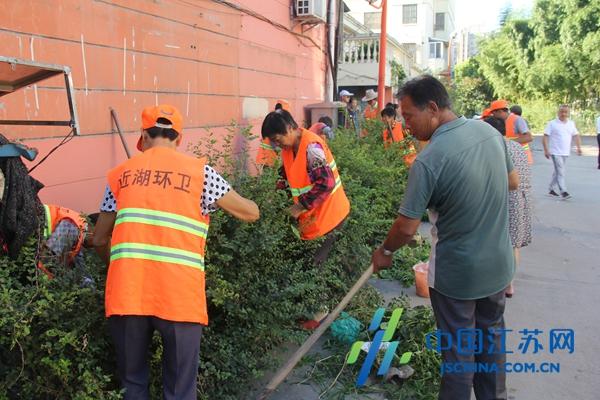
[{"left": 400, "top": 116, "right": 515, "bottom": 299}]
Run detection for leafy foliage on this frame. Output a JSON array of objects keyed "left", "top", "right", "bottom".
[
  {"left": 451, "top": 0, "right": 600, "bottom": 132},
  {"left": 0, "top": 121, "right": 433, "bottom": 399},
  {"left": 0, "top": 238, "right": 121, "bottom": 399}
]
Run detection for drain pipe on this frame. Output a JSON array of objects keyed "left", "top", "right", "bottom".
[{"left": 326, "top": 0, "right": 337, "bottom": 101}]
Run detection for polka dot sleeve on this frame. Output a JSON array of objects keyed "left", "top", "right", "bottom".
[
  {"left": 99, "top": 185, "right": 117, "bottom": 212},
  {"left": 202, "top": 165, "right": 231, "bottom": 215},
  {"left": 98, "top": 165, "right": 231, "bottom": 215}
]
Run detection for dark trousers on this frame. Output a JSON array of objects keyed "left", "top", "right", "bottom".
[
  {"left": 313, "top": 218, "right": 347, "bottom": 266},
  {"left": 597, "top": 134, "right": 600, "bottom": 167},
  {"left": 108, "top": 315, "right": 203, "bottom": 400},
  {"left": 429, "top": 288, "right": 507, "bottom": 400}
]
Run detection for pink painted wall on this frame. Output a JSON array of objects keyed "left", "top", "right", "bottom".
[{"left": 0, "top": 0, "right": 328, "bottom": 212}]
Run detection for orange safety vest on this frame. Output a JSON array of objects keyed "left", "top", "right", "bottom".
[
  {"left": 383, "top": 123, "right": 405, "bottom": 145},
  {"left": 383, "top": 124, "right": 417, "bottom": 166},
  {"left": 38, "top": 204, "right": 87, "bottom": 278},
  {"left": 282, "top": 129, "right": 350, "bottom": 240},
  {"left": 106, "top": 147, "right": 210, "bottom": 324},
  {"left": 364, "top": 105, "right": 378, "bottom": 120},
  {"left": 256, "top": 137, "right": 278, "bottom": 166},
  {"left": 506, "top": 113, "right": 533, "bottom": 164},
  {"left": 43, "top": 204, "right": 87, "bottom": 261}
]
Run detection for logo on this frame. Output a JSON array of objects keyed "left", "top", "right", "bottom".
[
  {"left": 347, "top": 308, "right": 412, "bottom": 387},
  {"left": 426, "top": 328, "right": 575, "bottom": 375}
]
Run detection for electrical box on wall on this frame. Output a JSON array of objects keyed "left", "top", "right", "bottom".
[{"left": 295, "top": 0, "right": 327, "bottom": 23}]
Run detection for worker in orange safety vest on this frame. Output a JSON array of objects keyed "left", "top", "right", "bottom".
[
  {"left": 490, "top": 100, "right": 534, "bottom": 164},
  {"left": 255, "top": 99, "right": 291, "bottom": 167},
  {"left": 381, "top": 106, "right": 417, "bottom": 166},
  {"left": 38, "top": 204, "right": 92, "bottom": 279},
  {"left": 92, "top": 104, "right": 259, "bottom": 400},
  {"left": 261, "top": 108, "right": 350, "bottom": 329}
]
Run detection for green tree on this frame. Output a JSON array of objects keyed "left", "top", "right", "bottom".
[
  {"left": 477, "top": 0, "right": 600, "bottom": 105},
  {"left": 451, "top": 58, "right": 494, "bottom": 117}
]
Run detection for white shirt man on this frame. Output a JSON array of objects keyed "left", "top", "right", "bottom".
[{"left": 543, "top": 105, "right": 582, "bottom": 199}]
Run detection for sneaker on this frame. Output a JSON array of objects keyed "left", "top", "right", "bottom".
[
  {"left": 548, "top": 190, "right": 560, "bottom": 197},
  {"left": 561, "top": 192, "right": 572, "bottom": 200}
]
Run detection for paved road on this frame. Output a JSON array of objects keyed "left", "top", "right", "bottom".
[{"left": 504, "top": 136, "right": 600, "bottom": 400}]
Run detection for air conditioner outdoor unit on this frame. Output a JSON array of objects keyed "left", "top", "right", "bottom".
[{"left": 295, "top": 0, "right": 327, "bottom": 23}]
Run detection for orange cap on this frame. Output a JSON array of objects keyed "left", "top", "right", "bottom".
[
  {"left": 482, "top": 108, "right": 492, "bottom": 118},
  {"left": 490, "top": 100, "right": 509, "bottom": 112},
  {"left": 275, "top": 99, "right": 291, "bottom": 112},
  {"left": 138, "top": 104, "right": 183, "bottom": 151}
]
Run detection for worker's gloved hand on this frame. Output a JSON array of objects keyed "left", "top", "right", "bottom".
[{"left": 371, "top": 246, "right": 393, "bottom": 274}]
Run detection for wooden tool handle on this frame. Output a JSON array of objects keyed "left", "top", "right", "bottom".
[{"left": 257, "top": 264, "right": 374, "bottom": 400}]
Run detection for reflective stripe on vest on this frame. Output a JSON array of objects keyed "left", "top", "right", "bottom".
[
  {"left": 288, "top": 160, "right": 338, "bottom": 198},
  {"left": 43, "top": 204, "right": 53, "bottom": 239},
  {"left": 110, "top": 242, "right": 205, "bottom": 270},
  {"left": 332, "top": 176, "right": 342, "bottom": 194},
  {"left": 115, "top": 208, "right": 208, "bottom": 238},
  {"left": 260, "top": 141, "right": 275, "bottom": 150}
]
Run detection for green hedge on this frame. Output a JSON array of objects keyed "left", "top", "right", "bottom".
[{"left": 0, "top": 121, "right": 432, "bottom": 399}]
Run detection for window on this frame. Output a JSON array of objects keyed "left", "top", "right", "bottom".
[
  {"left": 435, "top": 12, "right": 445, "bottom": 31},
  {"left": 403, "top": 4, "right": 417, "bottom": 24},
  {"left": 364, "top": 12, "right": 381, "bottom": 30},
  {"left": 296, "top": 0, "right": 309, "bottom": 15},
  {"left": 429, "top": 42, "right": 443, "bottom": 59}
]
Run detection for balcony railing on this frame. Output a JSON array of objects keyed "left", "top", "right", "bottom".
[
  {"left": 341, "top": 35, "right": 381, "bottom": 64},
  {"left": 338, "top": 33, "right": 422, "bottom": 87}
]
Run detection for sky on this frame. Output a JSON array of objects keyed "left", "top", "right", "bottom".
[{"left": 455, "top": 0, "right": 536, "bottom": 32}]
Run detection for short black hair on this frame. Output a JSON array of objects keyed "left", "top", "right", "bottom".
[
  {"left": 484, "top": 116, "right": 506, "bottom": 136},
  {"left": 261, "top": 110, "right": 298, "bottom": 139},
  {"left": 318, "top": 116, "right": 333, "bottom": 128},
  {"left": 385, "top": 102, "right": 398, "bottom": 110},
  {"left": 398, "top": 75, "right": 451, "bottom": 110},
  {"left": 381, "top": 107, "right": 396, "bottom": 118},
  {"left": 510, "top": 105, "right": 522, "bottom": 116},
  {"left": 145, "top": 117, "right": 179, "bottom": 141}
]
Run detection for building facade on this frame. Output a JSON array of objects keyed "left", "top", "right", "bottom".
[
  {"left": 344, "top": 0, "right": 457, "bottom": 75},
  {"left": 0, "top": 0, "right": 330, "bottom": 212}
]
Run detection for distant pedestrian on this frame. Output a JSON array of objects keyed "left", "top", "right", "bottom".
[
  {"left": 347, "top": 97, "right": 362, "bottom": 137},
  {"left": 338, "top": 89, "right": 353, "bottom": 129},
  {"left": 362, "top": 89, "right": 379, "bottom": 120},
  {"left": 543, "top": 105, "right": 583, "bottom": 199}
]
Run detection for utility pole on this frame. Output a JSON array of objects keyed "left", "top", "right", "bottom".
[
  {"left": 377, "top": 0, "right": 387, "bottom": 109},
  {"left": 367, "top": 0, "right": 388, "bottom": 109}
]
